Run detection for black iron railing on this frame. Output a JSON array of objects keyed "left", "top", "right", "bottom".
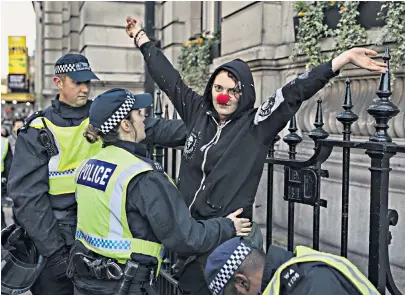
[{"left": 149, "top": 47, "right": 404, "bottom": 295}]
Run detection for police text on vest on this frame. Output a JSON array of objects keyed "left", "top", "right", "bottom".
[{"left": 77, "top": 159, "right": 117, "bottom": 191}]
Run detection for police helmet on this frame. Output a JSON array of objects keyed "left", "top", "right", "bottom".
[{"left": 1, "top": 224, "right": 46, "bottom": 294}]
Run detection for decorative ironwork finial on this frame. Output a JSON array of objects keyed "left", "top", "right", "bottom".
[
  {"left": 309, "top": 98, "right": 329, "bottom": 142},
  {"left": 172, "top": 107, "right": 178, "bottom": 120},
  {"left": 366, "top": 47, "right": 399, "bottom": 142},
  {"left": 164, "top": 104, "right": 169, "bottom": 120},
  {"left": 154, "top": 89, "right": 163, "bottom": 119},
  {"left": 283, "top": 115, "right": 303, "bottom": 150},
  {"left": 336, "top": 78, "right": 358, "bottom": 140}
]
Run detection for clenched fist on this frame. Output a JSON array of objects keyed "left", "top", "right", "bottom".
[{"left": 126, "top": 17, "right": 142, "bottom": 38}]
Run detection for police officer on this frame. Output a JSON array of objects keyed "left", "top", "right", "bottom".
[
  {"left": 7, "top": 54, "right": 186, "bottom": 295},
  {"left": 204, "top": 238, "right": 380, "bottom": 295},
  {"left": 1, "top": 136, "right": 13, "bottom": 229},
  {"left": 7, "top": 117, "right": 24, "bottom": 153},
  {"left": 68, "top": 88, "right": 251, "bottom": 295}
]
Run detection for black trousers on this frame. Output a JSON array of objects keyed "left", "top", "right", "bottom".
[
  {"left": 73, "top": 276, "right": 145, "bottom": 295},
  {"left": 30, "top": 265, "right": 74, "bottom": 295},
  {"left": 30, "top": 223, "right": 76, "bottom": 295}
]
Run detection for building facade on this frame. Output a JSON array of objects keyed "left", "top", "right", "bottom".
[{"left": 34, "top": 1, "right": 404, "bottom": 291}]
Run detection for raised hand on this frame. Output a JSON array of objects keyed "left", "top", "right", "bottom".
[
  {"left": 347, "top": 48, "right": 387, "bottom": 73},
  {"left": 332, "top": 47, "right": 387, "bottom": 73},
  {"left": 125, "top": 16, "right": 143, "bottom": 38}
]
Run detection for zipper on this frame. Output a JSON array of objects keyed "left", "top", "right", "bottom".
[{"left": 188, "top": 113, "right": 231, "bottom": 211}]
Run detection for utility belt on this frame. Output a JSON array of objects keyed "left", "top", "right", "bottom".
[{"left": 67, "top": 251, "right": 158, "bottom": 295}]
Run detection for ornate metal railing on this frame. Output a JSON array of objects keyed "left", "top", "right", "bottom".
[{"left": 151, "top": 47, "right": 404, "bottom": 295}]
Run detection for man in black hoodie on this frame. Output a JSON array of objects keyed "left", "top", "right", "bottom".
[
  {"left": 125, "top": 16, "right": 387, "bottom": 295},
  {"left": 204, "top": 238, "right": 379, "bottom": 295}
]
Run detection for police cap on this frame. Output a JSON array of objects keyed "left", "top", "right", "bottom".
[
  {"left": 54, "top": 53, "right": 99, "bottom": 82},
  {"left": 89, "top": 88, "right": 153, "bottom": 135}
]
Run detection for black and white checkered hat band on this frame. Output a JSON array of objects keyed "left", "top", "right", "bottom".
[
  {"left": 209, "top": 243, "right": 252, "bottom": 295},
  {"left": 100, "top": 95, "right": 136, "bottom": 134},
  {"left": 54, "top": 62, "right": 91, "bottom": 74}
]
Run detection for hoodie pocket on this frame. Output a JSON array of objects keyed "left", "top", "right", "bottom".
[{"left": 199, "top": 182, "right": 224, "bottom": 218}]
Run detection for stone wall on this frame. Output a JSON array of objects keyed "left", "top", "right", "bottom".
[{"left": 37, "top": 1, "right": 146, "bottom": 106}]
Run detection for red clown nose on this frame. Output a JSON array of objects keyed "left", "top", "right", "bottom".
[{"left": 216, "top": 93, "right": 230, "bottom": 104}]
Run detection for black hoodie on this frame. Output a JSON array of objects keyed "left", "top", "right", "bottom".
[{"left": 140, "top": 41, "right": 338, "bottom": 220}]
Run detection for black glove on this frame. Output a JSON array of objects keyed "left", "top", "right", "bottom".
[{"left": 47, "top": 247, "right": 69, "bottom": 280}]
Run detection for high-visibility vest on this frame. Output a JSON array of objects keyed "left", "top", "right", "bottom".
[
  {"left": 262, "top": 246, "right": 380, "bottom": 295},
  {"left": 75, "top": 145, "right": 172, "bottom": 274},
  {"left": 1, "top": 137, "right": 9, "bottom": 173},
  {"left": 29, "top": 117, "right": 102, "bottom": 195}
]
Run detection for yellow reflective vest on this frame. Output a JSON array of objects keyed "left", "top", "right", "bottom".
[
  {"left": 29, "top": 117, "right": 102, "bottom": 195},
  {"left": 1, "top": 137, "right": 9, "bottom": 173},
  {"left": 75, "top": 145, "right": 169, "bottom": 274},
  {"left": 262, "top": 246, "right": 380, "bottom": 295}
]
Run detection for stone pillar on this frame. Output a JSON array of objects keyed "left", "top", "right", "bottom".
[
  {"left": 78, "top": 1, "right": 145, "bottom": 97},
  {"left": 42, "top": 1, "right": 63, "bottom": 105},
  {"left": 68, "top": 2, "right": 80, "bottom": 52},
  {"left": 34, "top": 1, "right": 44, "bottom": 110},
  {"left": 158, "top": 1, "right": 202, "bottom": 116},
  {"left": 62, "top": 2, "right": 69, "bottom": 54}
]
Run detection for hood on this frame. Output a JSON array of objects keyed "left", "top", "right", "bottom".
[
  {"left": 203, "top": 58, "right": 256, "bottom": 120},
  {"left": 260, "top": 245, "right": 294, "bottom": 292}
]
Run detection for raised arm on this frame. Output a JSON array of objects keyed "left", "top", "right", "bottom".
[
  {"left": 141, "top": 117, "right": 186, "bottom": 148},
  {"left": 125, "top": 17, "right": 203, "bottom": 125},
  {"left": 255, "top": 48, "right": 387, "bottom": 145}
]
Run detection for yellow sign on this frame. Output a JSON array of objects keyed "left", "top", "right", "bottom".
[
  {"left": 8, "top": 36, "right": 28, "bottom": 75},
  {"left": 8, "top": 36, "right": 26, "bottom": 47},
  {"left": 1, "top": 93, "right": 34, "bottom": 103}
]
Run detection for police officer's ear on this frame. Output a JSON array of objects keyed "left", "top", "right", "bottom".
[
  {"left": 234, "top": 274, "right": 250, "bottom": 294},
  {"left": 53, "top": 75, "right": 64, "bottom": 90},
  {"left": 120, "top": 118, "right": 133, "bottom": 133}
]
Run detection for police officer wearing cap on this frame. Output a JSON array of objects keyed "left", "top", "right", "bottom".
[
  {"left": 68, "top": 88, "right": 251, "bottom": 295},
  {"left": 204, "top": 238, "right": 380, "bottom": 295},
  {"left": 7, "top": 54, "right": 186, "bottom": 295}
]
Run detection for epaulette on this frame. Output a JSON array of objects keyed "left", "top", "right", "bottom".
[
  {"left": 140, "top": 156, "right": 165, "bottom": 173},
  {"left": 17, "top": 110, "right": 44, "bottom": 134},
  {"left": 151, "top": 161, "right": 164, "bottom": 172},
  {"left": 280, "top": 264, "right": 304, "bottom": 292}
]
